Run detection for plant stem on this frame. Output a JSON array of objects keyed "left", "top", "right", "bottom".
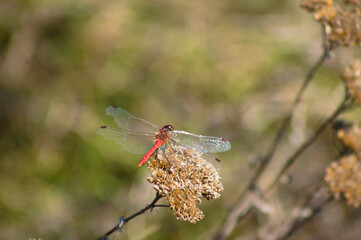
[
  {"left": 267, "top": 94, "right": 348, "bottom": 191},
  {"left": 97, "top": 193, "right": 166, "bottom": 240},
  {"left": 211, "top": 26, "right": 333, "bottom": 240},
  {"left": 248, "top": 42, "right": 331, "bottom": 191}
]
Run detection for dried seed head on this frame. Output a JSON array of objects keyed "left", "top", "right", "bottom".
[
  {"left": 301, "top": 0, "right": 333, "bottom": 12},
  {"left": 337, "top": 122, "right": 361, "bottom": 156},
  {"left": 147, "top": 145, "right": 223, "bottom": 223},
  {"left": 325, "top": 154, "right": 361, "bottom": 207},
  {"left": 342, "top": 60, "right": 361, "bottom": 104},
  {"left": 301, "top": 0, "right": 361, "bottom": 47}
]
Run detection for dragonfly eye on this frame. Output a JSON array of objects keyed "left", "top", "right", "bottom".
[{"left": 163, "top": 125, "right": 174, "bottom": 131}]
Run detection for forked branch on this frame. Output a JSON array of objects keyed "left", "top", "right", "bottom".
[
  {"left": 97, "top": 193, "right": 167, "bottom": 240},
  {"left": 266, "top": 92, "right": 349, "bottom": 192},
  {"left": 248, "top": 26, "right": 332, "bottom": 191},
  {"left": 211, "top": 25, "right": 336, "bottom": 240}
]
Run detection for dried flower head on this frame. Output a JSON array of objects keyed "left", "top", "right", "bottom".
[
  {"left": 301, "top": 0, "right": 333, "bottom": 12},
  {"left": 325, "top": 154, "right": 361, "bottom": 207},
  {"left": 337, "top": 122, "right": 361, "bottom": 156},
  {"left": 301, "top": 0, "right": 361, "bottom": 47},
  {"left": 341, "top": 60, "right": 361, "bottom": 104},
  {"left": 147, "top": 145, "right": 223, "bottom": 223}
]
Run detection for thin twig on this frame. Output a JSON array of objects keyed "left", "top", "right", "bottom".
[
  {"left": 211, "top": 26, "right": 332, "bottom": 240},
  {"left": 97, "top": 193, "right": 166, "bottom": 240},
  {"left": 213, "top": 94, "right": 347, "bottom": 240},
  {"left": 277, "top": 196, "right": 333, "bottom": 240},
  {"left": 257, "top": 178, "right": 326, "bottom": 240},
  {"left": 220, "top": 95, "right": 347, "bottom": 240},
  {"left": 248, "top": 27, "right": 331, "bottom": 191},
  {"left": 226, "top": 94, "right": 348, "bottom": 239},
  {"left": 267, "top": 93, "right": 349, "bottom": 191}
]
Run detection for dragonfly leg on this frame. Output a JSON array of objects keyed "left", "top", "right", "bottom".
[
  {"left": 161, "top": 144, "right": 171, "bottom": 166},
  {"left": 168, "top": 139, "right": 191, "bottom": 162},
  {"left": 168, "top": 140, "right": 177, "bottom": 153}
]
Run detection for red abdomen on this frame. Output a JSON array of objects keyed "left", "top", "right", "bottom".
[{"left": 138, "top": 139, "right": 163, "bottom": 167}]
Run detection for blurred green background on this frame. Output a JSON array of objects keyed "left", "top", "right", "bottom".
[{"left": 1, "top": 0, "right": 360, "bottom": 239}]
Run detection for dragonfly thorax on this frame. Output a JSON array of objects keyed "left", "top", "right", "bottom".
[{"left": 155, "top": 125, "right": 174, "bottom": 142}]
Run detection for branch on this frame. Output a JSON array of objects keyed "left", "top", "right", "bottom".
[
  {"left": 213, "top": 93, "right": 347, "bottom": 240},
  {"left": 248, "top": 26, "right": 332, "bottom": 191},
  {"left": 210, "top": 26, "right": 332, "bottom": 240},
  {"left": 277, "top": 195, "right": 333, "bottom": 240},
  {"left": 215, "top": 95, "right": 347, "bottom": 240},
  {"left": 256, "top": 179, "right": 332, "bottom": 240},
  {"left": 97, "top": 193, "right": 166, "bottom": 240},
  {"left": 266, "top": 93, "right": 349, "bottom": 192}
]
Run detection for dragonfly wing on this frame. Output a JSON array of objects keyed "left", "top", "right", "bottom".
[
  {"left": 106, "top": 106, "right": 159, "bottom": 134},
  {"left": 97, "top": 126, "right": 155, "bottom": 155},
  {"left": 202, "top": 153, "right": 222, "bottom": 171},
  {"left": 170, "top": 130, "right": 231, "bottom": 153}
]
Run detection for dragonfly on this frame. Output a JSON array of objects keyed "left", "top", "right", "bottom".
[{"left": 97, "top": 106, "right": 231, "bottom": 168}]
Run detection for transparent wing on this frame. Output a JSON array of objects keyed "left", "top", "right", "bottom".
[
  {"left": 97, "top": 126, "right": 155, "bottom": 155},
  {"left": 170, "top": 130, "right": 231, "bottom": 154},
  {"left": 202, "top": 153, "right": 222, "bottom": 171},
  {"left": 106, "top": 106, "right": 159, "bottom": 134}
]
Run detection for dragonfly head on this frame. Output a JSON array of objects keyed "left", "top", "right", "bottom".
[{"left": 162, "top": 125, "right": 174, "bottom": 131}]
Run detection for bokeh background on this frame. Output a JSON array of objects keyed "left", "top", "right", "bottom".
[{"left": 1, "top": 0, "right": 360, "bottom": 239}]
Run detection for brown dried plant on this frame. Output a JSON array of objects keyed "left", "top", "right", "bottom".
[
  {"left": 98, "top": 145, "right": 224, "bottom": 239},
  {"left": 341, "top": 59, "right": 361, "bottom": 105},
  {"left": 301, "top": 0, "right": 361, "bottom": 47},
  {"left": 336, "top": 122, "right": 361, "bottom": 155},
  {"left": 324, "top": 119, "right": 361, "bottom": 208},
  {"left": 147, "top": 145, "right": 223, "bottom": 223},
  {"left": 325, "top": 154, "right": 361, "bottom": 207}
]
